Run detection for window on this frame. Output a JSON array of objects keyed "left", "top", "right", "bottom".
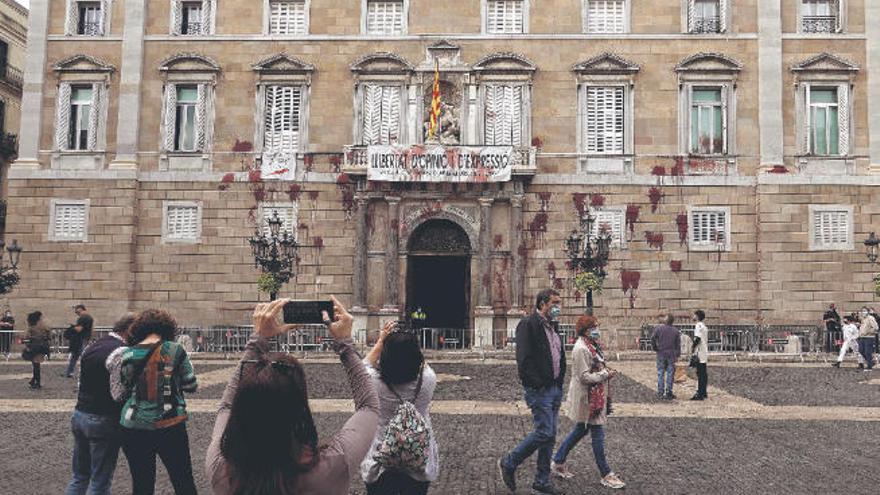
[
  {"left": 163, "top": 202, "right": 202, "bottom": 243},
  {"left": 362, "top": 84, "right": 401, "bottom": 145},
  {"left": 689, "top": 0, "right": 722, "bottom": 33},
  {"left": 68, "top": 86, "right": 93, "bottom": 151},
  {"left": 690, "top": 88, "right": 724, "bottom": 155},
  {"left": 484, "top": 85, "right": 524, "bottom": 146},
  {"left": 365, "top": 0, "right": 406, "bottom": 35},
  {"left": 584, "top": 0, "right": 626, "bottom": 34},
  {"left": 52, "top": 55, "right": 113, "bottom": 167},
  {"left": 172, "top": 0, "right": 214, "bottom": 35},
  {"left": 809, "top": 205, "right": 853, "bottom": 251},
  {"left": 56, "top": 82, "right": 103, "bottom": 153},
  {"left": 591, "top": 207, "right": 626, "bottom": 247},
  {"left": 801, "top": 0, "right": 841, "bottom": 33},
  {"left": 174, "top": 86, "right": 199, "bottom": 152},
  {"left": 77, "top": 2, "right": 103, "bottom": 35},
  {"left": 808, "top": 88, "right": 839, "bottom": 155},
  {"left": 259, "top": 203, "right": 298, "bottom": 237},
  {"left": 49, "top": 199, "right": 89, "bottom": 242},
  {"left": 688, "top": 207, "right": 730, "bottom": 251},
  {"left": 269, "top": 0, "right": 307, "bottom": 35},
  {"left": 263, "top": 85, "right": 303, "bottom": 156},
  {"left": 585, "top": 86, "right": 624, "bottom": 155},
  {"left": 486, "top": 0, "right": 525, "bottom": 34}
]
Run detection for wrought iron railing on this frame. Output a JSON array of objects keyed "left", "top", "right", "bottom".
[
  {"left": 802, "top": 15, "right": 837, "bottom": 33},
  {"left": 0, "top": 63, "right": 22, "bottom": 89},
  {"left": 184, "top": 22, "right": 203, "bottom": 35},
  {"left": 692, "top": 16, "right": 721, "bottom": 33},
  {"left": 80, "top": 21, "right": 103, "bottom": 36},
  {"left": 0, "top": 133, "right": 18, "bottom": 161}
]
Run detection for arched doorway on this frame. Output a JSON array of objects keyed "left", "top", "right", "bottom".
[{"left": 405, "top": 219, "right": 472, "bottom": 333}]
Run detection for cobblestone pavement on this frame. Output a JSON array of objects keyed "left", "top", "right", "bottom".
[{"left": 0, "top": 359, "right": 878, "bottom": 494}]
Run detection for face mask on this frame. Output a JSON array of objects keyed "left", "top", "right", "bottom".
[
  {"left": 548, "top": 305, "right": 561, "bottom": 320},
  {"left": 589, "top": 329, "right": 600, "bottom": 340}
]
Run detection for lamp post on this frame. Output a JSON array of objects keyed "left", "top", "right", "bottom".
[
  {"left": 0, "top": 239, "right": 23, "bottom": 295},
  {"left": 864, "top": 232, "right": 879, "bottom": 264},
  {"left": 564, "top": 210, "right": 613, "bottom": 315},
  {"left": 248, "top": 210, "right": 298, "bottom": 301}
]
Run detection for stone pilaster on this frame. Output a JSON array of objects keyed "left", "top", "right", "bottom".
[
  {"left": 477, "top": 197, "right": 494, "bottom": 307},
  {"left": 383, "top": 196, "right": 401, "bottom": 310},
  {"left": 110, "top": 0, "right": 148, "bottom": 169},
  {"left": 867, "top": 0, "right": 880, "bottom": 169},
  {"left": 352, "top": 196, "right": 369, "bottom": 308},
  {"left": 12, "top": 0, "right": 50, "bottom": 169},
  {"left": 506, "top": 194, "right": 526, "bottom": 343},
  {"left": 758, "top": 0, "right": 784, "bottom": 167}
]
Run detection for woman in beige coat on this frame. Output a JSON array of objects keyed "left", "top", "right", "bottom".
[{"left": 551, "top": 316, "right": 625, "bottom": 489}]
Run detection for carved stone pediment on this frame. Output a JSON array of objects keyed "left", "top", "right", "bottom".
[
  {"left": 791, "top": 52, "right": 860, "bottom": 73},
  {"left": 53, "top": 54, "right": 115, "bottom": 74},
  {"left": 573, "top": 53, "right": 640, "bottom": 74},
  {"left": 473, "top": 52, "right": 537, "bottom": 73},
  {"left": 351, "top": 52, "right": 414, "bottom": 74},
  {"left": 159, "top": 53, "right": 221, "bottom": 73},
  {"left": 252, "top": 53, "right": 315, "bottom": 74},
  {"left": 421, "top": 39, "right": 465, "bottom": 70},
  {"left": 675, "top": 53, "right": 743, "bottom": 74}
]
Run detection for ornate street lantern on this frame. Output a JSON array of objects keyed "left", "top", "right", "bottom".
[
  {"left": 0, "top": 238, "right": 23, "bottom": 295},
  {"left": 865, "top": 232, "right": 879, "bottom": 264},
  {"left": 564, "top": 210, "right": 614, "bottom": 315},
  {"left": 249, "top": 210, "right": 299, "bottom": 301}
]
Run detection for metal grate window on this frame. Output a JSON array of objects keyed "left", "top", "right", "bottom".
[
  {"left": 802, "top": 0, "right": 839, "bottom": 33},
  {"left": 690, "top": 208, "right": 728, "bottom": 249},
  {"left": 484, "top": 85, "right": 524, "bottom": 146},
  {"left": 52, "top": 202, "right": 88, "bottom": 241},
  {"left": 585, "top": 86, "right": 624, "bottom": 154},
  {"left": 261, "top": 205, "right": 298, "bottom": 237},
  {"left": 487, "top": 0, "right": 524, "bottom": 34},
  {"left": 366, "top": 1, "right": 405, "bottom": 35},
  {"left": 270, "top": 0, "right": 307, "bottom": 35},
  {"left": 811, "top": 207, "right": 851, "bottom": 250},
  {"left": 165, "top": 205, "right": 200, "bottom": 241},
  {"left": 585, "top": 0, "right": 625, "bottom": 34}
]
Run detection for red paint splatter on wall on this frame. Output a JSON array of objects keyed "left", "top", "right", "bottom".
[
  {"left": 303, "top": 154, "right": 314, "bottom": 172},
  {"left": 651, "top": 166, "right": 666, "bottom": 177},
  {"left": 329, "top": 154, "right": 343, "bottom": 173},
  {"left": 537, "top": 192, "right": 552, "bottom": 211},
  {"left": 572, "top": 193, "right": 588, "bottom": 218},
  {"left": 574, "top": 290, "right": 582, "bottom": 303},
  {"left": 308, "top": 191, "right": 319, "bottom": 201},
  {"left": 218, "top": 172, "right": 235, "bottom": 191},
  {"left": 531, "top": 137, "right": 544, "bottom": 148},
  {"left": 547, "top": 262, "right": 557, "bottom": 280},
  {"left": 670, "top": 159, "right": 684, "bottom": 177},
  {"left": 340, "top": 187, "right": 356, "bottom": 218},
  {"left": 553, "top": 278, "right": 564, "bottom": 290},
  {"left": 648, "top": 187, "right": 663, "bottom": 213},
  {"left": 365, "top": 208, "right": 374, "bottom": 234},
  {"left": 494, "top": 234, "right": 504, "bottom": 250},
  {"left": 287, "top": 184, "right": 303, "bottom": 202},
  {"left": 676, "top": 213, "right": 688, "bottom": 246},
  {"left": 620, "top": 270, "right": 641, "bottom": 309},
  {"left": 390, "top": 219, "right": 399, "bottom": 232},
  {"left": 232, "top": 140, "right": 253, "bottom": 153},
  {"left": 625, "top": 205, "right": 640, "bottom": 235},
  {"left": 645, "top": 231, "right": 664, "bottom": 250},
  {"left": 670, "top": 260, "right": 682, "bottom": 272},
  {"left": 335, "top": 173, "right": 350, "bottom": 186},
  {"left": 248, "top": 170, "right": 262, "bottom": 183},
  {"left": 769, "top": 165, "right": 789, "bottom": 174},
  {"left": 313, "top": 236, "right": 324, "bottom": 249},
  {"left": 482, "top": 272, "right": 492, "bottom": 290},
  {"left": 528, "top": 212, "right": 549, "bottom": 239},
  {"left": 247, "top": 206, "right": 258, "bottom": 224},
  {"left": 252, "top": 185, "right": 266, "bottom": 203},
  {"left": 590, "top": 194, "right": 605, "bottom": 208}
]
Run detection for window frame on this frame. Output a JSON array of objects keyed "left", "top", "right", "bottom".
[
  {"left": 162, "top": 200, "right": 203, "bottom": 244},
  {"left": 264, "top": 0, "right": 310, "bottom": 35},
  {"left": 68, "top": 85, "right": 94, "bottom": 151},
  {"left": 683, "top": 0, "right": 729, "bottom": 34},
  {"left": 797, "top": 0, "right": 846, "bottom": 34},
  {"left": 170, "top": 0, "right": 216, "bottom": 36},
  {"left": 48, "top": 199, "right": 90, "bottom": 243},
  {"left": 808, "top": 204, "right": 853, "bottom": 251},
  {"left": 483, "top": 0, "right": 529, "bottom": 35},
  {"left": 361, "top": 0, "right": 409, "bottom": 36},
  {"left": 583, "top": 0, "right": 630, "bottom": 34},
  {"left": 65, "top": 0, "right": 110, "bottom": 37},
  {"left": 687, "top": 206, "right": 731, "bottom": 252}
]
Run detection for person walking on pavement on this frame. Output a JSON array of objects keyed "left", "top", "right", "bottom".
[
  {"left": 823, "top": 304, "right": 841, "bottom": 353},
  {"left": 550, "top": 316, "right": 625, "bottom": 490},
  {"left": 65, "top": 304, "right": 94, "bottom": 378},
  {"left": 857, "top": 307, "right": 877, "bottom": 371},
  {"left": 0, "top": 308, "right": 14, "bottom": 357},
  {"left": 65, "top": 313, "right": 136, "bottom": 495},
  {"left": 832, "top": 315, "right": 865, "bottom": 368},
  {"left": 23, "top": 311, "right": 51, "bottom": 390},
  {"left": 690, "top": 310, "right": 709, "bottom": 401},
  {"left": 499, "top": 289, "right": 566, "bottom": 495},
  {"left": 651, "top": 314, "right": 681, "bottom": 400}
]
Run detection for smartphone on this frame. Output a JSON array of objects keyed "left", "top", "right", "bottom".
[{"left": 283, "top": 300, "right": 334, "bottom": 325}]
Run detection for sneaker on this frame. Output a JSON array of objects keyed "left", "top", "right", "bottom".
[
  {"left": 657, "top": 391, "right": 665, "bottom": 399},
  {"left": 858, "top": 363, "right": 864, "bottom": 370},
  {"left": 831, "top": 362, "right": 841, "bottom": 368},
  {"left": 28, "top": 383, "right": 41, "bottom": 390},
  {"left": 601, "top": 473, "right": 626, "bottom": 489},
  {"left": 689, "top": 394, "right": 704, "bottom": 401},
  {"left": 498, "top": 458, "right": 516, "bottom": 492},
  {"left": 664, "top": 392, "right": 676, "bottom": 400},
  {"left": 551, "top": 462, "right": 575, "bottom": 479},
  {"left": 531, "top": 482, "right": 564, "bottom": 495}
]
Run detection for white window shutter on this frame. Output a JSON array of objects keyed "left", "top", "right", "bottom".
[
  {"left": 381, "top": 85, "right": 400, "bottom": 145},
  {"left": 163, "top": 84, "right": 178, "bottom": 151},
  {"left": 55, "top": 203, "right": 87, "bottom": 240},
  {"left": 195, "top": 84, "right": 208, "bottom": 151},
  {"left": 510, "top": 86, "right": 523, "bottom": 146},
  {"left": 264, "top": 85, "right": 302, "bottom": 155},
  {"left": 167, "top": 205, "right": 200, "bottom": 240},
  {"left": 363, "top": 85, "right": 381, "bottom": 145},
  {"left": 87, "top": 83, "right": 102, "bottom": 151},
  {"left": 485, "top": 85, "right": 500, "bottom": 145},
  {"left": 56, "top": 83, "right": 72, "bottom": 151},
  {"left": 837, "top": 84, "right": 849, "bottom": 156}
]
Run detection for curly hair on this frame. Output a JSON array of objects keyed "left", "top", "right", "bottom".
[
  {"left": 575, "top": 315, "right": 599, "bottom": 337},
  {"left": 128, "top": 309, "right": 177, "bottom": 344}
]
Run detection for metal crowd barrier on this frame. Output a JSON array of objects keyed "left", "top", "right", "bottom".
[
  {"left": 638, "top": 324, "right": 821, "bottom": 356},
  {"left": 416, "top": 328, "right": 472, "bottom": 350}
]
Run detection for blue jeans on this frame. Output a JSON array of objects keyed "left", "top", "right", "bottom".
[
  {"left": 657, "top": 357, "right": 675, "bottom": 395},
  {"left": 66, "top": 344, "right": 83, "bottom": 377},
  {"left": 553, "top": 423, "right": 611, "bottom": 477},
  {"left": 503, "top": 385, "right": 563, "bottom": 487},
  {"left": 65, "top": 410, "right": 123, "bottom": 495},
  {"left": 858, "top": 338, "right": 876, "bottom": 369}
]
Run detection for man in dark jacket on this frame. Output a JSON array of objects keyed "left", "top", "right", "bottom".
[
  {"left": 499, "top": 289, "right": 566, "bottom": 495},
  {"left": 652, "top": 313, "right": 681, "bottom": 400},
  {"left": 65, "top": 304, "right": 94, "bottom": 378},
  {"left": 65, "top": 313, "right": 135, "bottom": 495}
]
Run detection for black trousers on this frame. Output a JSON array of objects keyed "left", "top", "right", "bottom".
[
  {"left": 122, "top": 422, "right": 197, "bottom": 495},
  {"left": 696, "top": 363, "right": 708, "bottom": 398},
  {"left": 365, "top": 470, "right": 430, "bottom": 495}
]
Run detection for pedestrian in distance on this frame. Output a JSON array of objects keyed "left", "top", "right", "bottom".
[
  {"left": 65, "top": 313, "right": 136, "bottom": 495},
  {"left": 112, "top": 309, "right": 198, "bottom": 495},
  {"left": 857, "top": 307, "right": 877, "bottom": 371},
  {"left": 22, "top": 310, "right": 51, "bottom": 390},
  {"left": 551, "top": 315, "right": 625, "bottom": 490},
  {"left": 499, "top": 288, "right": 567, "bottom": 495},
  {"left": 206, "top": 296, "right": 380, "bottom": 495},
  {"left": 0, "top": 307, "right": 14, "bottom": 356},
  {"left": 651, "top": 313, "right": 681, "bottom": 400},
  {"left": 65, "top": 304, "right": 94, "bottom": 378},
  {"left": 360, "top": 320, "right": 439, "bottom": 495},
  {"left": 822, "top": 303, "right": 841, "bottom": 353},
  {"left": 832, "top": 315, "right": 865, "bottom": 368},
  {"left": 690, "top": 310, "right": 709, "bottom": 401}
]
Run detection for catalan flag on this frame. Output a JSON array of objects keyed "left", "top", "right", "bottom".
[{"left": 428, "top": 59, "right": 441, "bottom": 140}]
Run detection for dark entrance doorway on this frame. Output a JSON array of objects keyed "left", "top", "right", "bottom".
[{"left": 406, "top": 219, "right": 471, "bottom": 339}]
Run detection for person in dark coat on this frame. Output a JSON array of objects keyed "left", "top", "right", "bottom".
[
  {"left": 23, "top": 311, "right": 51, "bottom": 389},
  {"left": 499, "top": 289, "right": 566, "bottom": 495},
  {"left": 823, "top": 304, "right": 841, "bottom": 353},
  {"left": 0, "top": 308, "right": 14, "bottom": 356},
  {"left": 65, "top": 304, "right": 94, "bottom": 378}
]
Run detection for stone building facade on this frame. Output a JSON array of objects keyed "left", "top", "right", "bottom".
[
  {"left": 5, "top": 0, "right": 880, "bottom": 345},
  {"left": 0, "top": 0, "right": 27, "bottom": 237}
]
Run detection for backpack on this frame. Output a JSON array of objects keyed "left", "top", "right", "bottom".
[{"left": 373, "top": 365, "right": 431, "bottom": 473}]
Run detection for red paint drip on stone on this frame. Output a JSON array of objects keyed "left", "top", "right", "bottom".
[
  {"left": 648, "top": 187, "right": 663, "bottom": 213},
  {"left": 287, "top": 184, "right": 302, "bottom": 202},
  {"left": 590, "top": 194, "right": 605, "bottom": 208},
  {"left": 625, "top": 205, "right": 641, "bottom": 235},
  {"left": 572, "top": 193, "right": 588, "bottom": 218},
  {"left": 232, "top": 140, "right": 253, "bottom": 153},
  {"left": 670, "top": 260, "right": 682, "bottom": 272},
  {"left": 676, "top": 213, "right": 688, "bottom": 246},
  {"left": 645, "top": 232, "right": 664, "bottom": 250}
]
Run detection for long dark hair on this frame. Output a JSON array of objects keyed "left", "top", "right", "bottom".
[
  {"left": 220, "top": 353, "right": 319, "bottom": 495},
  {"left": 379, "top": 332, "right": 424, "bottom": 385}
]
